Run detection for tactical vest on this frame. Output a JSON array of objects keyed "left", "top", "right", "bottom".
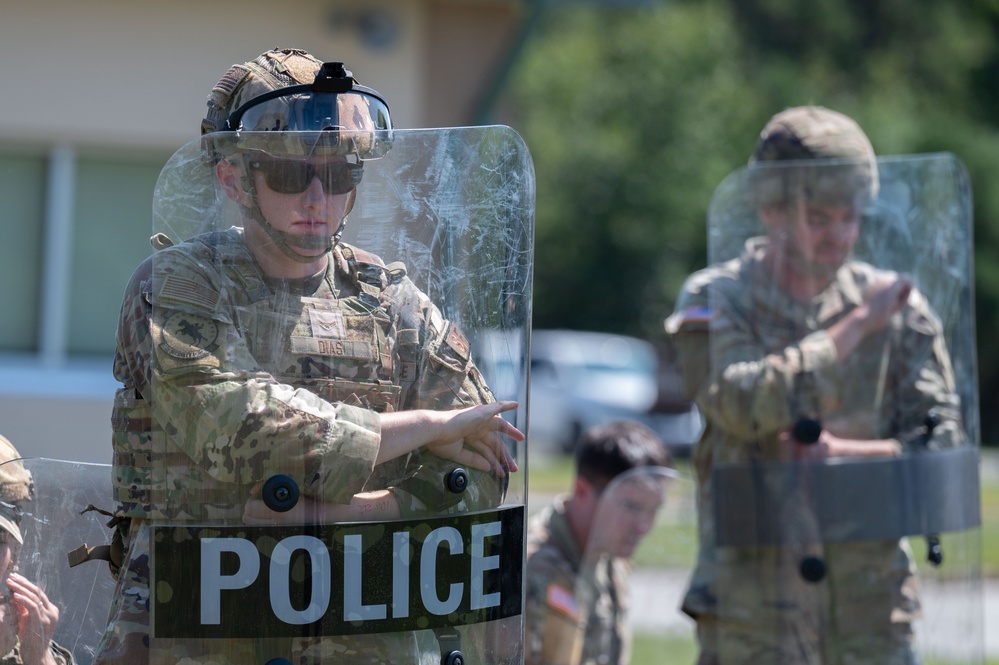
[{"left": 111, "top": 230, "right": 493, "bottom": 523}]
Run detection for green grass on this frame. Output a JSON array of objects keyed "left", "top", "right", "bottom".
[{"left": 631, "top": 631, "right": 698, "bottom": 665}]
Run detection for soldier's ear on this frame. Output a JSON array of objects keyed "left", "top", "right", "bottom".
[
  {"left": 572, "top": 476, "right": 598, "bottom": 503},
  {"left": 216, "top": 159, "right": 252, "bottom": 205}
]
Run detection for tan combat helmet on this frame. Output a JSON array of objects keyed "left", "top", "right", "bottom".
[
  {"left": 200, "top": 48, "right": 393, "bottom": 260},
  {"left": 202, "top": 48, "right": 392, "bottom": 162},
  {"left": 0, "top": 435, "right": 33, "bottom": 546},
  {"left": 747, "top": 105, "right": 879, "bottom": 210}
]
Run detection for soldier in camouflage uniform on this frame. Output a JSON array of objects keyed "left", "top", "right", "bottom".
[
  {"left": 523, "top": 421, "right": 672, "bottom": 665},
  {"left": 97, "top": 48, "right": 523, "bottom": 664},
  {"left": 665, "top": 107, "right": 964, "bottom": 664},
  {"left": 0, "top": 435, "right": 74, "bottom": 665}
]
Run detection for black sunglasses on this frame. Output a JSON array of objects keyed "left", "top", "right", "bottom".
[{"left": 248, "top": 159, "right": 363, "bottom": 195}]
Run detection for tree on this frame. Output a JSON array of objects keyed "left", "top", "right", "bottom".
[{"left": 505, "top": 0, "right": 999, "bottom": 442}]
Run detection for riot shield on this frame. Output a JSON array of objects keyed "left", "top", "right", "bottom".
[
  {"left": 527, "top": 466, "right": 684, "bottom": 665},
  {"left": 81, "top": 126, "right": 532, "bottom": 664},
  {"left": 698, "top": 153, "right": 981, "bottom": 664},
  {"left": 0, "top": 458, "right": 118, "bottom": 665}
]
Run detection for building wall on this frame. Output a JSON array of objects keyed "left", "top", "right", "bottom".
[{"left": 0, "top": 0, "right": 520, "bottom": 463}]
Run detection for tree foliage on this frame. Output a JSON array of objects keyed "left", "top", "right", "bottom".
[{"left": 504, "top": 0, "right": 999, "bottom": 442}]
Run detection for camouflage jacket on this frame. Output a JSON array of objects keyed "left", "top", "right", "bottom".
[
  {"left": 1, "top": 642, "right": 74, "bottom": 665},
  {"left": 665, "top": 237, "right": 961, "bottom": 631},
  {"left": 111, "top": 227, "right": 501, "bottom": 523},
  {"left": 524, "top": 496, "right": 629, "bottom": 665}
]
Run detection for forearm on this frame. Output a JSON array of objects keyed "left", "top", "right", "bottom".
[
  {"left": 826, "top": 305, "right": 875, "bottom": 361},
  {"left": 823, "top": 434, "right": 902, "bottom": 458},
  {"left": 376, "top": 409, "right": 443, "bottom": 464}
]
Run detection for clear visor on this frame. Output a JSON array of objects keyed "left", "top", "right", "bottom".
[{"left": 225, "top": 91, "right": 393, "bottom": 160}]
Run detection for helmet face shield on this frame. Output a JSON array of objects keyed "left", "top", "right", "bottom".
[{"left": 220, "top": 89, "right": 393, "bottom": 161}]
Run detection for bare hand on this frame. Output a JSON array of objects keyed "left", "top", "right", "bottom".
[
  {"left": 5, "top": 573, "right": 59, "bottom": 665},
  {"left": 860, "top": 273, "right": 912, "bottom": 334},
  {"left": 424, "top": 401, "right": 523, "bottom": 475}
]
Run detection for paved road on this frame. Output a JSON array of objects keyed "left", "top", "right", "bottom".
[{"left": 629, "top": 568, "right": 998, "bottom": 660}]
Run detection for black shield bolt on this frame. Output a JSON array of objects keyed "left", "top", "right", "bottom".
[{"left": 262, "top": 474, "right": 300, "bottom": 512}]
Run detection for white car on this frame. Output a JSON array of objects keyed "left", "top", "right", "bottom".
[{"left": 473, "top": 328, "right": 702, "bottom": 457}]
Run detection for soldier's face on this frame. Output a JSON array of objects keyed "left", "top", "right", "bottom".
[
  {"left": 595, "top": 480, "right": 664, "bottom": 559},
  {"left": 250, "top": 156, "right": 355, "bottom": 256},
  {"left": 768, "top": 200, "right": 861, "bottom": 277}
]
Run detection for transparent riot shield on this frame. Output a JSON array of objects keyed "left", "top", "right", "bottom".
[
  {"left": 81, "top": 126, "right": 534, "bottom": 664},
  {"left": 0, "top": 458, "right": 117, "bottom": 665},
  {"left": 526, "top": 466, "right": 684, "bottom": 665},
  {"left": 699, "top": 153, "right": 981, "bottom": 664}
]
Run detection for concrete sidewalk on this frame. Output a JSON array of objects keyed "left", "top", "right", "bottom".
[{"left": 629, "top": 568, "right": 998, "bottom": 660}]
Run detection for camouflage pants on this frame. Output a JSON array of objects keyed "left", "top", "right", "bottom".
[
  {"left": 91, "top": 521, "right": 441, "bottom": 665},
  {"left": 693, "top": 615, "right": 920, "bottom": 665}
]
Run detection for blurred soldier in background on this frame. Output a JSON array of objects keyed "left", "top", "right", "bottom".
[
  {"left": 523, "top": 421, "right": 673, "bottom": 665},
  {"left": 0, "top": 435, "right": 72, "bottom": 665},
  {"left": 666, "top": 106, "right": 965, "bottom": 664}
]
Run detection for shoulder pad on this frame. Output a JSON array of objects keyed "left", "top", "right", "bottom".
[
  {"left": 341, "top": 243, "right": 386, "bottom": 268},
  {"left": 665, "top": 305, "right": 715, "bottom": 334}
]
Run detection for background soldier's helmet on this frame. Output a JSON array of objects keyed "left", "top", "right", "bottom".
[
  {"left": 201, "top": 48, "right": 392, "bottom": 162},
  {"left": 0, "top": 435, "right": 33, "bottom": 546},
  {"left": 747, "top": 105, "right": 879, "bottom": 209}
]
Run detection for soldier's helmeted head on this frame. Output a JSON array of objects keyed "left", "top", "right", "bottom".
[
  {"left": 0, "top": 435, "right": 33, "bottom": 551},
  {"left": 201, "top": 48, "right": 393, "bottom": 261},
  {"left": 747, "top": 106, "right": 878, "bottom": 211}
]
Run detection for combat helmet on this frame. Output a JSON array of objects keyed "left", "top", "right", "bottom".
[
  {"left": 747, "top": 106, "right": 879, "bottom": 210},
  {"left": 201, "top": 48, "right": 393, "bottom": 260},
  {"left": 0, "top": 435, "right": 33, "bottom": 547}
]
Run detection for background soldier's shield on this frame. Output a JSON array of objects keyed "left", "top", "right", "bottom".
[
  {"left": 113, "top": 126, "right": 533, "bottom": 664},
  {"left": 0, "top": 459, "right": 117, "bottom": 665},
  {"left": 703, "top": 153, "right": 981, "bottom": 664}
]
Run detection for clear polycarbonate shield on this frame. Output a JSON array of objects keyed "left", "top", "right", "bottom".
[
  {"left": 703, "top": 153, "right": 980, "bottom": 664},
  {"left": 0, "top": 459, "right": 118, "bottom": 665},
  {"left": 111, "top": 127, "right": 533, "bottom": 663},
  {"left": 567, "top": 466, "right": 690, "bottom": 665}
]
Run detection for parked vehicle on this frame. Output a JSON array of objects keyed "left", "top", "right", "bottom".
[{"left": 473, "top": 329, "right": 702, "bottom": 457}]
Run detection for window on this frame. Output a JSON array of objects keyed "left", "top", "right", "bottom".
[
  {"left": 0, "top": 145, "right": 170, "bottom": 391},
  {"left": 0, "top": 151, "right": 46, "bottom": 352}
]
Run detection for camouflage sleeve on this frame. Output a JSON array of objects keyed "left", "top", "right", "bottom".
[
  {"left": 666, "top": 271, "right": 838, "bottom": 441},
  {"left": 142, "top": 246, "right": 380, "bottom": 503},
  {"left": 113, "top": 257, "right": 154, "bottom": 398},
  {"left": 524, "top": 545, "right": 583, "bottom": 665},
  {"left": 0, "top": 641, "right": 75, "bottom": 664},
  {"left": 888, "top": 290, "right": 965, "bottom": 450}
]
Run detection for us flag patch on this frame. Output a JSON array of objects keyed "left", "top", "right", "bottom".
[{"left": 545, "top": 583, "right": 579, "bottom": 620}]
